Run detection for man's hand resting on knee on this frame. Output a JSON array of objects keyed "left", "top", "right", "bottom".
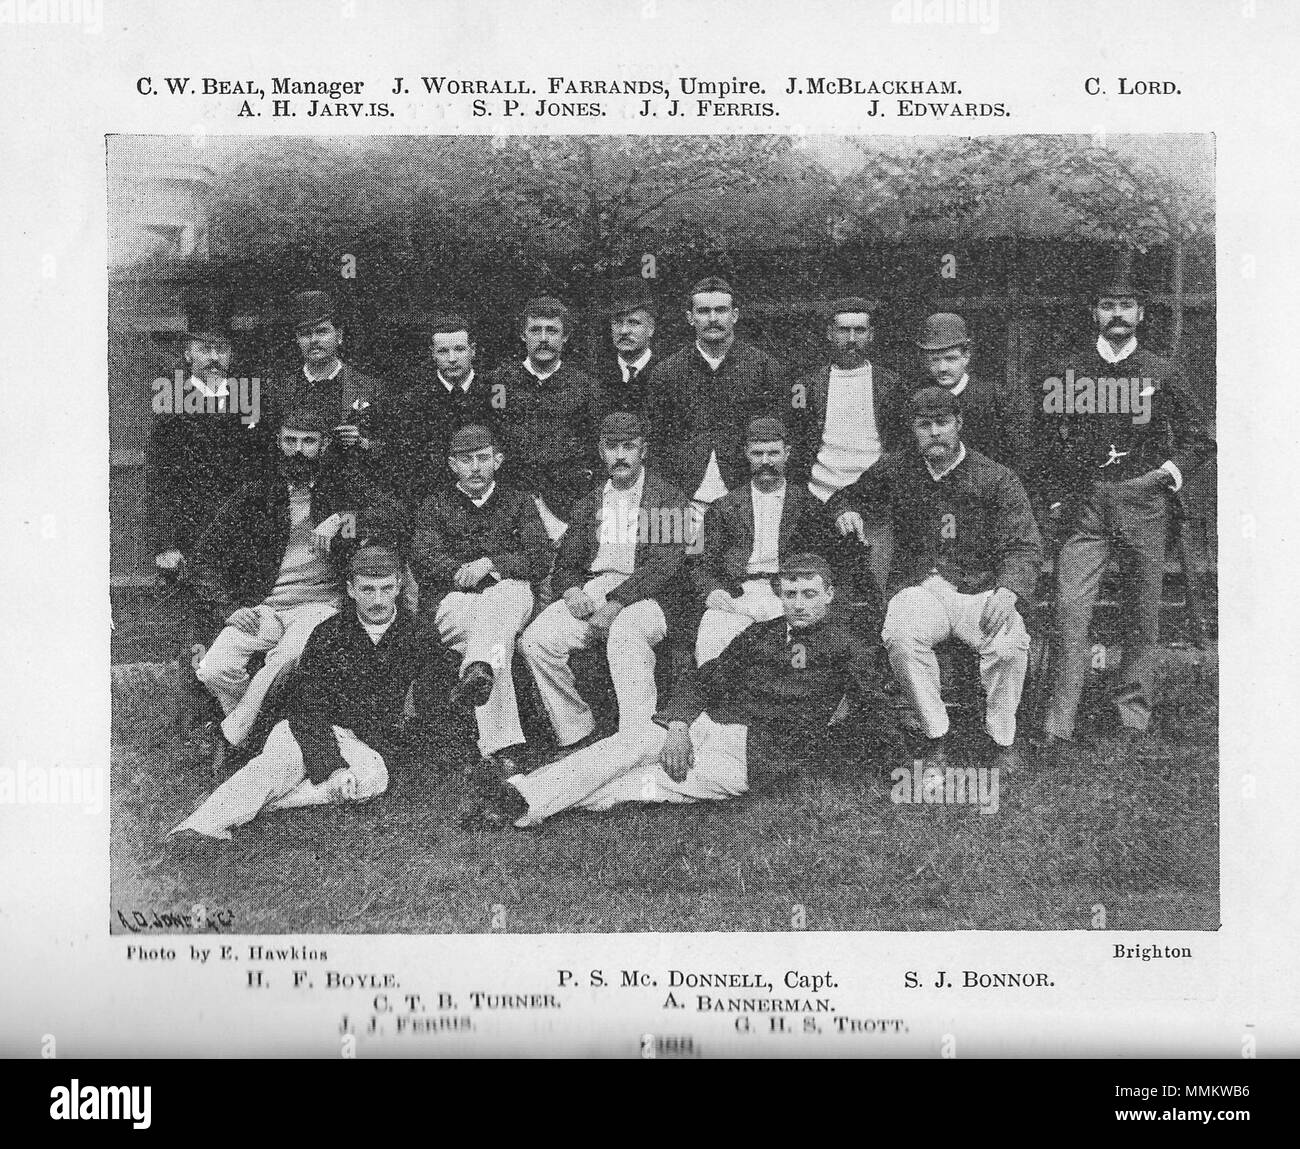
[
  {"left": 980, "top": 587, "right": 1018, "bottom": 637},
  {"left": 661, "top": 722, "right": 694, "bottom": 782}
]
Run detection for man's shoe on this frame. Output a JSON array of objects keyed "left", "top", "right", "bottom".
[
  {"left": 483, "top": 745, "right": 528, "bottom": 779},
  {"left": 1032, "top": 731, "right": 1092, "bottom": 766},
  {"left": 450, "top": 661, "right": 494, "bottom": 710},
  {"left": 458, "top": 777, "right": 529, "bottom": 831}
]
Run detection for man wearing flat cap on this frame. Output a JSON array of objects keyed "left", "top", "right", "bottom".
[
  {"left": 410, "top": 424, "right": 551, "bottom": 772},
  {"left": 827, "top": 385, "right": 1042, "bottom": 771},
  {"left": 598, "top": 277, "right": 660, "bottom": 421},
  {"left": 791, "top": 296, "right": 908, "bottom": 604},
  {"left": 913, "top": 312, "right": 1021, "bottom": 469},
  {"left": 464, "top": 552, "right": 879, "bottom": 830},
  {"left": 262, "top": 290, "right": 388, "bottom": 480},
  {"left": 1029, "top": 253, "right": 1216, "bottom": 759},
  {"left": 169, "top": 545, "right": 440, "bottom": 843},
  {"left": 648, "top": 276, "right": 787, "bottom": 532},
  {"left": 690, "top": 415, "right": 842, "bottom": 664},
  {"left": 520, "top": 411, "right": 690, "bottom": 750},
  {"left": 489, "top": 295, "right": 604, "bottom": 543},
  {"left": 188, "top": 407, "right": 407, "bottom": 770}
]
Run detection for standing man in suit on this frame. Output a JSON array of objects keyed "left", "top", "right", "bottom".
[
  {"left": 490, "top": 296, "right": 604, "bottom": 543},
  {"left": 519, "top": 412, "right": 689, "bottom": 750},
  {"left": 262, "top": 290, "right": 388, "bottom": 481},
  {"left": 648, "top": 276, "right": 787, "bottom": 532},
  {"left": 829, "top": 386, "right": 1043, "bottom": 771},
  {"left": 914, "top": 312, "right": 1021, "bottom": 469},
  {"left": 599, "top": 277, "right": 659, "bottom": 420},
  {"left": 410, "top": 424, "right": 551, "bottom": 773},
  {"left": 147, "top": 313, "right": 264, "bottom": 578},
  {"left": 463, "top": 553, "right": 879, "bottom": 830},
  {"left": 1033, "top": 257, "right": 1216, "bottom": 759},
  {"left": 691, "top": 415, "right": 840, "bottom": 664},
  {"left": 381, "top": 312, "right": 498, "bottom": 510},
  {"left": 793, "top": 297, "right": 908, "bottom": 603}
]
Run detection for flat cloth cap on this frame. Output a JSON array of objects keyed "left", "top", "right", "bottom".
[
  {"left": 449, "top": 424, "right": 496, "bottom": 455},
  {"left": 746, "top": 415, "right": 789, "bottom": 443},
  {"left": 292, "top": 291, "right": 338, "bottom": 330},
  {"left": 600, "top": 411, "right": 646, "bottom": 441},
  {"left": 279, "top": 406, "right": 331, "bottom": 434},
  {"left": 908, "top": 385, "right": 962, "bottom": 419},
  {"left": 349, "top": 545, "right": 403, "bottom": 579}
]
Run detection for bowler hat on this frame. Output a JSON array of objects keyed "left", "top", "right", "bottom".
[
  {"left": 607, "top": 277, "right": 657, "bottom": 319},
  {"left": 184, "top": 300, "right": 235, "bottom": 345},
  {"left": 449, "top": 424, "right": 496, "bottom": 456},
  {"left": 915, "top": 313, "right": 970, "bottom": 351},
  {"left": 291, "top": 290, "right": 339, "bottom": 330}
]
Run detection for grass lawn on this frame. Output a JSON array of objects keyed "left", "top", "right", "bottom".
[{"left": 109, "top": 651, "right": 1219, "bottom": 934}]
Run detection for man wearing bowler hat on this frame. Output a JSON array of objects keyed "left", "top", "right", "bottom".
[
  {"left": 599, "top": 277, "right": 660, "bottom": 420},
  {"left": 1031, "top": 254, "right": 1215, "bottom": 761},
  {"left": 147, "top": 306, "right": 265, "bottom": 577},
  {"left": 914, "top": 312, "right": 1021, "bottom": 469},
  {"left": 262, "top": 290, "right": 388, "bottom": 479},
  {"left": 828, "top": 385, "right": 1042, "bottom": 771},
  {"left": 520, "top": 411, "right": 689, "bottom": 750},
  {"left": 410, "top": 424, "right": 551, "bottom": 773}
]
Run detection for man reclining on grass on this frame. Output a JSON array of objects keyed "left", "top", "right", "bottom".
[
  {"left": 462, "top": 552, "right": 879, "bottom": 829},
  {"left": 168, "top": 545, "right": 441, "bottom": 843}
]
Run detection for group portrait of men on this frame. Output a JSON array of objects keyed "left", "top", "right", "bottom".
[{"left": 146, "top": 259, "right": 1215, "bottom": 844}]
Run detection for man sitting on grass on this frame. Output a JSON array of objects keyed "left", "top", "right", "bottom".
[
  {"left": 168, "top": 546, "right": 440, "bottom": 843},
  {"left": 463, "top": 553, "right": 878, "bottom": 829}
]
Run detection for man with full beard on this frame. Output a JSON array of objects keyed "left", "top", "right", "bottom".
[{"left": 189, "top": 408, "right": 405, "bottom": 769}]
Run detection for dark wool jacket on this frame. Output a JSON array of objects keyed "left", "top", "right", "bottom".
[
  {"left": 826, "top": 445, "right": 1043, "bottom": 605},
  {"left": 146, "top": 380, "right": 269, "bottom": 554},
  {"left": 657, "top": 613, "right": 879, "bottom": 791},
  {"left": 187, "top": 465, "right": 408, "bottom": 634},
  {"left": 647, "top": 339, "right": 788, "bottom": 496},
  {"left": 377, "top": 371, "right": 500, "bottom": 509},
  {"left": 551, "top": 468, "right": 690, "bottom": 630},
  {"left": 787, "top": 361, "right": 909, "bottom": 487},
  {"left": 690, "top": 481, "right": 842, "bottom": 601},
  {"left": 410, "top": 481, "right": 551, "bottom": 608},
  {"left": 1019, "top": 343, "right": 1216, "bottom": 514},
  {"left": 487, "top": 360, "right": 604, "bottom": 519},
  {"left": 259, "top": 361, "right": 389, "bottom": 480},
  {"left": 286, "top": 606, "right": 441, "bottom": 784},
  {"left": 902, "top": 373, "right": 1026, "bottom": 474},
  {"left": 595, "top": 351, "right": 658, "bottom": 422}
]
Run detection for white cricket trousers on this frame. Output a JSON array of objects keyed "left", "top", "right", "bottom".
[
  {"left": 882, "top": 574, "right": 1029, "bottom": 747},
  {"left": 196, "top": 600, "right": 338, "bottom": 746},
  {"left": 519, "top": 572, "right": 666, "bottom": 746},
  {"left": 434, "top": 579, "right": 535, "bottom": 755},
  {"left": 509, "top": 714, "right": 749, "bottom": 826},
  {"left": 694, "top": 577, "right": 783, "bottom": 664},
  {"left": 170, "top": 719, "right": 387, "bottom": 840}
]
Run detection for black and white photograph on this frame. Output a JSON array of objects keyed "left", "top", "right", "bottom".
[
  {"left": 3, "top": 0, "right": 1296, "bottom": 1075},
  {"left": 108, "top": 131, "right": 1218, "bottom": 934}
]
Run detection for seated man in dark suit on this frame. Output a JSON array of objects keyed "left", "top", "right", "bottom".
[
  {"left": 519, "top": 412, "right": 689, "bottom": 750},
  {"left": 169, "top": 546, "right": 440, "bottom": 843},
  {"left": 465, "top": 553, "right": 878, "bottom": 829},
  {"left": 691, "top": 415, "right": 840, "bottom": 664},
  {"left": 828, "top": 386, "right": 1043, "bottom": 771}
]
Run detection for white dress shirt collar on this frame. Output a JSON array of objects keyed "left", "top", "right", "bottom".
[
  {"left": 458, "top": 479, "right": 496, "bottom": 507},
  {"left": 619, "top": 348, "right": 652, "bottom": 381},
  {"left": 1096, "top": 334, "right": 1138, "bottom": 364},
  {"left": 523, "top": 357, "right": 562, "bottom": 381},
  {"left": 440, "top": 369, "right": 475, "bottom": 394},
  {"left": 303, "top": 359, "right": 344, "bottom": 382},
  {"left": 925, "top": 441, "right": 967, "bottom": 481}
]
